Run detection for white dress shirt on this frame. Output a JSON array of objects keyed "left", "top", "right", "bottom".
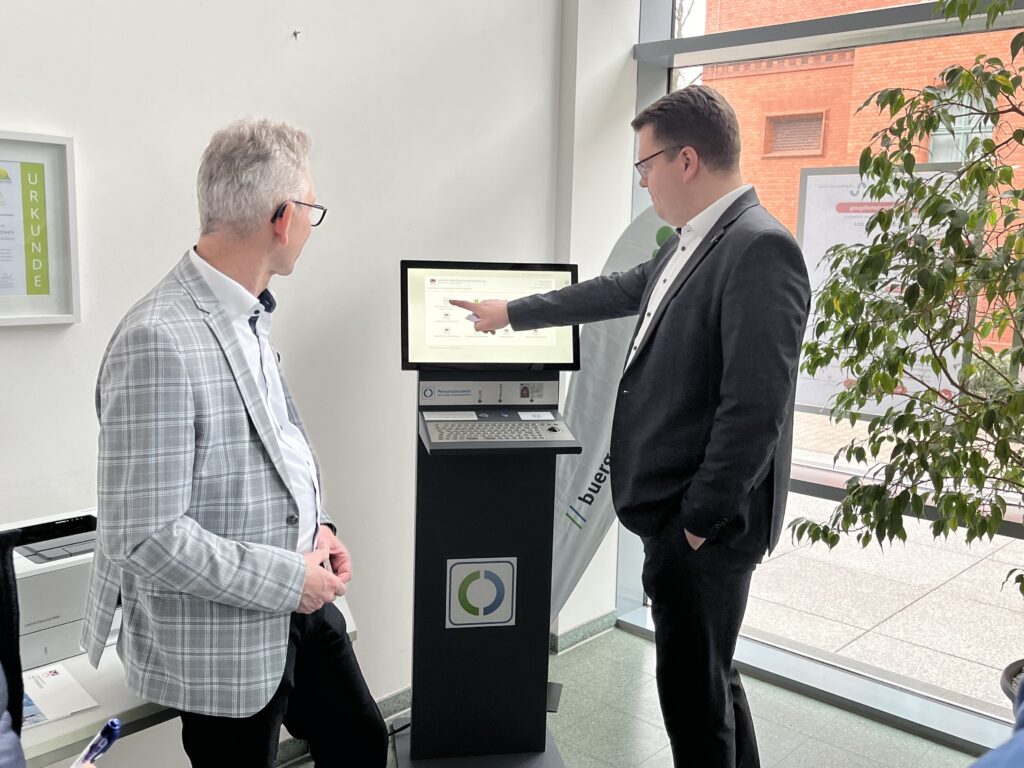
[
  {"left": 189, "top": 250, "right": 322, "bottom": 554},
  {"left": 625, "top": 184, "right": 753, "bottom": 370}
]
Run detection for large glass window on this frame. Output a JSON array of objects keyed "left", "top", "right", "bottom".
[
  {"left": 626, "top": 1, "right": 1024, "bottom": 728},
  {"left": 748, "top": 491, "right": 1023, "bottom": 714},
  {"left": 671, "top": 30, "right": 1024, "bottom": 712}
]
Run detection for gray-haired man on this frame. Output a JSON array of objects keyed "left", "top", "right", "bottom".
[{"left": 81, "top": 119, "right": 387, "bottom": 767}]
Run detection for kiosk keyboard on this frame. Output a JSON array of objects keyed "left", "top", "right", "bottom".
[
  {"left": 419, "top": 410, "right": 580, "bottom": 452},
  {"left": 430, "top": 421, "right": 560, "bottom": 442}
]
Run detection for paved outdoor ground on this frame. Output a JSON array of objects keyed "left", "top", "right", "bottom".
[{"left": 751, "top": 411, "right": 1024, "bottom": 713}]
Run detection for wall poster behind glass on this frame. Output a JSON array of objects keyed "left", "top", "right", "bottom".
[{"left": 0, "top": 131, "right": 79, "bottom": 325}]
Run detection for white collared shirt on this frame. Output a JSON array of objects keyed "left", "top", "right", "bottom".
[
  {"left": 189, "top": 249, "right": 323, "bottom": 554},
  {"left": 624, "top": 184, "right": 753, "bottom": 370}
]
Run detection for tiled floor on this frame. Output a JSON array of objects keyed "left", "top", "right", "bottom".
[{"left": 367, "top": 629, "right": 979, "bottom": 768}]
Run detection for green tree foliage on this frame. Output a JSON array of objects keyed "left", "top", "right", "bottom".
[{"left": 795, "top": 0, "right": 1024, "bottom": 596}]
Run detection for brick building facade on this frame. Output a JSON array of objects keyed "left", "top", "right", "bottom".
[{"left": 692, "top": 1, "right": 1021, "bottom": 350}]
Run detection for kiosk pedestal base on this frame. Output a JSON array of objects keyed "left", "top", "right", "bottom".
[
  {"left": 411, "top": 444, "right": 559, "bottom": 758},
  {"left": 394, "top": 722, "right": 566, "bottom": 768},
  {"left": 408, "top": 370, "right": 580, "bottom": 763}
]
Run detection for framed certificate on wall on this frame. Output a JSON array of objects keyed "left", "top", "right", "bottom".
[{"left": 0, "top": 131, "right": 79, "bottom": 325}]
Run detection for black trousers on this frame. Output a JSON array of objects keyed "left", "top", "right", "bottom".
[
  {"left": 179, "top": 603, "right": 387, "bottom": 768},
  {"left": 642, "top": 526, "right": 761, "bottom": 768}
]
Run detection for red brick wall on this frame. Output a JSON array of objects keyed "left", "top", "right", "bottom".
[
  {"left": 692, "top": 3, "right": 1024, "bottom": 350},
  {"left": 705, "top": 0, "right": 927, "bottom": 34},
  {"left": 703, "top": 53, "right": 857, "bottom": 232},
  {"left": 701, "top": 29, "right": 1022, "bottom": 234}
]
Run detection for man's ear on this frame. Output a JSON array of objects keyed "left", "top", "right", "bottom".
[
  {"left": 680, "top": 147, "right": 697, "bottom": 174},
  {"left": 271, "top": 202, "right": 293, "bottom": 245}
]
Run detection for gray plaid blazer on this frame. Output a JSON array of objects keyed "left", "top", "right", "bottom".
[{"left": 81, "top": 254, "right": 330, "bottom": 717}]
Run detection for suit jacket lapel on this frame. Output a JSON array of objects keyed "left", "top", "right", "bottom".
[
  {"left": 627, "top": 191, "right": 761, "bottom": 369},
  {"left": 172, "top": 255, "right": 297, "bottom": 500}
]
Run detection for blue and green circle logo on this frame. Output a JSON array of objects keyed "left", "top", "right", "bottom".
[
  {"left": 447, "top": 558, "right": 517, "bottom": 627},
  {"left": 457, "top": 569, "right": 506, "bottom": 616}
]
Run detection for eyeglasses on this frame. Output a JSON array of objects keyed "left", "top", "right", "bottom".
[
  {"left": 634, "top": 146, "right": 682, "bottom": 179},
  {"left": 271, "top": 200, "right": 328, "bottom": 227}
]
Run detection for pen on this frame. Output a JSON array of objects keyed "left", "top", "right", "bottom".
[{"left": 71, "top": 718, "right": 121, "bottom": 767}]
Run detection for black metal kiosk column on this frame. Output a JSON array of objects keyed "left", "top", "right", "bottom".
[{"left": 394, "top": 371, "right": 580, "bottom": 767}]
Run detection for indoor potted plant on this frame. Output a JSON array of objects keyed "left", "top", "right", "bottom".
[{"left": 794, "top": 0, "right": 1024, "bottom": 605}]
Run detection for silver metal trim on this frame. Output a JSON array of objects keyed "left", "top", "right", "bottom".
[
  {"left": 633, "top": 0, "right": 675, "bottom": 215},
  {"left": 639, "top": 0, "right": 674, "bottom": 44},
  {"left": 635, "top": 3, "right": 1024, "bottom": 68}
]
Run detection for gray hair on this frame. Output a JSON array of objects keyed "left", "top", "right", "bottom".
[{"left": 197, "top": 118, "right": 311, "bottom": 237}]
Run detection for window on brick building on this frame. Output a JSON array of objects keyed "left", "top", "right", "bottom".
[
  {"left": 928, "top": 95, "right": 990, "bottom": 162},
  {"left": 763, "top": 112, "right": 826, "bottom": 156}
]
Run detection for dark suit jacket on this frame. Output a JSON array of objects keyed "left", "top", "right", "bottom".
[
  {"left": 0, "top": 529, "right": 22, "bottom": 736},
  {"left": 508, "top": 189, "right": 810, "bottom": 555}
]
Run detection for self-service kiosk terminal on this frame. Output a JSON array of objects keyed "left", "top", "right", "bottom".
[{"left": 396, "top": 260, "right": 582, "bottom": 767}]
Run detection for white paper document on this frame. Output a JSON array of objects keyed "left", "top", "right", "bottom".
[{"left": 22, "top": 662, "right": 97, "bottom": 729}]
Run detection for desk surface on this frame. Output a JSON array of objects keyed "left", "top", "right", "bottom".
[{"left": 21, "top": 596, "right": 356, "bottom": 768}]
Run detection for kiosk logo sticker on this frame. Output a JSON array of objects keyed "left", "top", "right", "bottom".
[{"left": 446, "top": 558, "right": 516, "bottom": 628}]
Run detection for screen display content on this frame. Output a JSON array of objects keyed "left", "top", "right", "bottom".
[{"left": 401, "top": 260, "right": 579, "bottom": 370}]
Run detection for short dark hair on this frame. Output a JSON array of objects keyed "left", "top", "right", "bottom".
[{"left": 631, "top": 85, "right": 741, "bottom": 172}]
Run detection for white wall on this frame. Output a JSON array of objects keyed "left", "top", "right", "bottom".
[
  {"left": 3, "top": 1, "right": 640, "bottom": 762},
  {"left": 549, "top": 0, "right": 641, "bottom": 635}
]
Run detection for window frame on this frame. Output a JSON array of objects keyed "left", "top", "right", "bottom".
[
  {"left": 620, "top": 0, "right": 1024, "bottom": 751},
  {"left": 763, "top": 110, "right": 828, "bottom": 157}
]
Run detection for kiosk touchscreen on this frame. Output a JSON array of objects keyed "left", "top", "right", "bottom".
[
  {"left": 401, "top": 261, "right": 579, "bottom": 370},
  {"left": 401, "top": 260, "right": 582, "bottom": 455},
  {"left": 399, "top": 260, "right": 580, "bottom": 766}
]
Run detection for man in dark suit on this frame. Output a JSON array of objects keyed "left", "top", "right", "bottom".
[{"left": 451, "top": 85, "right": 810, "bottom": 768}]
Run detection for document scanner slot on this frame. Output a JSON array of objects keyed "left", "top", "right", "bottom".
[{"left": 15, "top": 514, "right": 96, "bottom": 564}]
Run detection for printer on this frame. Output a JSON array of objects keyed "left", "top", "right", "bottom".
[{"left": 6, "top": 509, "right": 117, "bottom": 670}]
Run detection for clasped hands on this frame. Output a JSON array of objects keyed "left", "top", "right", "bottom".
[{"left": 299, "top": 525, "right": 352, "bottom": 614}]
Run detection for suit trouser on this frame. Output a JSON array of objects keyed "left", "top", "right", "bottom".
[
  {"left": 642, "top": 527, "right": 760, "bottom": 768},
  {"left": 178, "top": 602, "right": 387, "bottom": 768}
]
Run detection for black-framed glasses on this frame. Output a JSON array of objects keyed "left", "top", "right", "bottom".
[
  {"left": 271, "top": 200, "right": 328, "bottom": 227},
  {"left": 634, "top": 146, "right": 682, "bottom": 179}
]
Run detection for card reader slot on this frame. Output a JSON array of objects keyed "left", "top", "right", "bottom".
[{"left": 16, "top": 514, "right": 96, "bottom": 546}]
